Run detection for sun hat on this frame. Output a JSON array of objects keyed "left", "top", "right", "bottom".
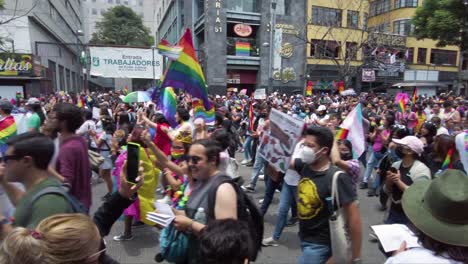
[
  {"left": 317, "top": 105, "right": 327, "bottom": 111},
  {"left": 402, "top": 169, "right": 468, "bottom": 246},
  {"left": 392, "top": 136, "right": 424, "bottom": 155}
]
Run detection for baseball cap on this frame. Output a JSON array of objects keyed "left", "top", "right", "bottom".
[
  {"left": 26, "top": 97, "right": 40, "bottom": 105},
  {"left": 392, "top": 136, "right": 424, "bottom": 155},
  {"left": 317, "top": 105, "right": 327, "bottom": 111},
  {"left": 0, "top": 100, "right": 13, "bottom": 111}
]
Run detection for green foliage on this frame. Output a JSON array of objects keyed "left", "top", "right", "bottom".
[
  {"left": 90, "top": 5, "right": 153, "bottom": 46},
  {"left": 413, "top": 0, "right": 468, "bottom": 51},
  {"left": 0, "top": 0, "right": 4, "bottom": 9}
]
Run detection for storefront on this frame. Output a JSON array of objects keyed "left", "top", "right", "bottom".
[{"left": 0, "top": 53, "right": 43, "bottom": 99}]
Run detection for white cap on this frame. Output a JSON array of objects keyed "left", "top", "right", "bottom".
[
  {"left": 317, "top": 105, "right": 327, "bottom": 111},
  {"left": 26, "top": 97, "right": 40, "bottom": 105}
]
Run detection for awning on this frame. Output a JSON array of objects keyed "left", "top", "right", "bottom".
[
  {"left": 392, "top": 82, "right": 448, "bottom": 88},
  {"left": 0, "top": 76, "right": 42, "bottom": 80}
]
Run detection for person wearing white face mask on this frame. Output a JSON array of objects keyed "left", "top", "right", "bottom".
[{"left": 290, "top": 126, "right": 362, "bottom": 264}]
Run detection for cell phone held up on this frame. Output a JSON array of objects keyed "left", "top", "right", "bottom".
[{"left": 126, "top": 142, "right": 140, "bottom": 184}]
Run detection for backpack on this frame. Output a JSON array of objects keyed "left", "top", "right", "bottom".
[
  {"left": 25, "top": 185, "right": 88, "bottom": 223},
  {"left": 207, "top": 175, "right": 264, "bottom": 262}
]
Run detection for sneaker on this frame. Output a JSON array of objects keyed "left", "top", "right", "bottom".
[
  {"left": 113, "top": 234, "right": 134, "bottom": 241},
  {"left": 258, "top": 198, "right": 264, "bottom": 204},
  {"left": 240, "top": 159, "right": 250, "bottom": 165},
  {"left": 367, "top": 188, "right": 377, "bottom": 197},
  {"left": 262, "top": 237, "right": 279, "bottom": 247},
  {"left": 258, "top": 174, "right": 265, "bottom": 181},
  {"left": 241, "top": 185, "right": 255, "bottom": 193},
  {"left": 245, "top": 161, "right": 254, "bottom": 167},
  {"left": 286, "top": 217, "right": 298, "bottom": 227},
  {"left": 359, "top": 182, "right": 368, "bottom": 189}
]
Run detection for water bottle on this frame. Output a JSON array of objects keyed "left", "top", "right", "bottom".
[{"left": 194, "top": 207, "right": 206, "bottom": 224}]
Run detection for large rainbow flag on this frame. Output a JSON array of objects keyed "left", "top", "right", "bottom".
[
  {"left": 159, "top": 29, "right": 211, "bottom": 111},
  {"left": 158, "top": 39, "right": 183, "bottom": 61},
  {"left": 159, "top": 87, "right": 178, "bottom": 128},
  {"left": 0, "top": 116, "right": 17, "bottom": 153}
]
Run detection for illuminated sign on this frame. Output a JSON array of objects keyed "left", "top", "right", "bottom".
[{"left": 234, "top": 24, "right": 253, "bottom": 37}]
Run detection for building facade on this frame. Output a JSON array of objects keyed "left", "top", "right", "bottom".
[
  {"left": 156, "top": 0, "right": 307, "bottom": 95},
  {"left": 307, "top": 0, "right": 370, "bottom": 93},
  {"left": 0, "top": 0, "right": 84, "bottom": 98},
  {"left": 367, "top": 0, "right": 461, "bottom": 95}
]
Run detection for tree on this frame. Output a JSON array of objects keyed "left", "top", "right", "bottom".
[
  {"left": 413, "top": 0, "right": 468, "bottom": 52},
  {"left": 90, "top": 6, "right": 153, "bottom": 46}
]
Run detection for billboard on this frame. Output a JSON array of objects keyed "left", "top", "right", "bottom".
[
  {"left": 0, "top": 53, "right": 38, "bottom": 76},
  {"left": 89, "top": 47, "right": 162, "bottom": 79}
]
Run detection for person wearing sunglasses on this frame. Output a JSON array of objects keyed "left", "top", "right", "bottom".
[{"left": 0, "top": 158, "right": 144, "bottom": 264}]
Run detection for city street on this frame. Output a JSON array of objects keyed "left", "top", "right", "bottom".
[{"left": 90, "top": 155, "right": 387, "bottom": 264}]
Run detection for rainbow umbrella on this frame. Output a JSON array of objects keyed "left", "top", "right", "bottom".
[{"left": 122, "top": 91, "right": 151, "bottom": 103}]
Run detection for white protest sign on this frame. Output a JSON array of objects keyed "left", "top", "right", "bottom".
[
  {"left": 254, "top": 88, "right": 266, "bottom": 99},
  {"left": 258, "top": 109, "right": 304, "bottom": 173},
  {"left": 89, "top": 47, "right": 163, "bottom": 79}
]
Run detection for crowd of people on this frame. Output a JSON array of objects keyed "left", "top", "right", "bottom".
[{"left": 0, "top": 89, "right": 466, "bottom": 264}]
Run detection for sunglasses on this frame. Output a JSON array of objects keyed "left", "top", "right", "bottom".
[
  {"left": 1, "top": 155, "right": 22, "bottom": 163},
  {"left": 186, "top": 155, "right": 203, "bottom": 165},
  {"left": 86, "top": 239, "right": 107, "bottom": 261}
]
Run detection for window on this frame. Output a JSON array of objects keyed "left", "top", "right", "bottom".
[
  {"left": 91, "top": 8, "right": 97, "bottom": 15},
  {"left": 370, "top": 0, "right": 391, "bottom": 16},
  {"left": 393, "top": 19, "right": 414, "bottom": 36},
  {"left": 59, "top": 65, "right": 65, "bottom": 91},
  {"left": 101, "top": 9, "right": 105, "bottom": 15},
  {"left": 277, "top": 0, "right": 291, "bottom": 15},
  {"left": 310, "top": 39, "right": 341, "bottom": 59},
  {"left": 345, "top": 42, "right": 358, "bottom": 60},
  {"left": 227, "top": 0, "right": 260, "bottom": 13},
  {"left": 395, "top": 0, "right": 418, "bottom": 8},
  {"left": 430, "top": 49, "right": 457, "bottom": 65},
  {"left": 347, "top": 10, "right": 359, "bottom": 29},
  {"left": 311, "top": 6, "right": 342, "bottom": 27},
  {"left": 196, "top": 0, "right": 205, "bottom": 17},
  {"left": 116, "top": 0, "right": 120, "bottom": 3},
  {"left": 362, "top": 12, "right": 368, "bottom": 30},
  {"left": 107, "top": 0, "right": 112, "bottom": 3},
  {"left": 124, "top": 0, "right": 128, "bottom": 5},
  {"left": 139, "top": 0, "right": 143, "bottom": 6},
  {"left": 417, "top": 48, "right": 427, "bottom": 64},
  {"left": 92, "top": 0, "right": 96, "bottom": 2},
  {"left": 405, "top": 48, "right": 414, "bottom": 63},
  {"left": 48, "top": 60, "right": 57, "bottom": 90}
]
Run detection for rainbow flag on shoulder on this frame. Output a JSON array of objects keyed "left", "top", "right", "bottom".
[{"left": 0, "top": 116, "right": 17, "bottom": 144}]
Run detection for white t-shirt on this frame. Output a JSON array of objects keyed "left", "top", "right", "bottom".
[
  {"left": 284, "top": 142, "right": 302, "bottom": 186},
  {"left": 76, "top": 120, "right": 96, "bottom": 137},
  {"left": 455, "top": 131, "right": 467, "bottom": 174},
  {"left": 385, "top": 247, "right": 463, "bottom": 264}
]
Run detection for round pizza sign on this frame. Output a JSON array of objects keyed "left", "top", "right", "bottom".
[{"left": 234, "top": 24, "right": 253, "bottom": 37}]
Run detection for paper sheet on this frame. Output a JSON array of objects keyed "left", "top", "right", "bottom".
[{"left": 371, "top": 224, "right": 421, "bottom": 252}]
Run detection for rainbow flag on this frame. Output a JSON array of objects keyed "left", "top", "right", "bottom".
[
  {"left": 76, "top": 95, "right": 85, "bottom": 108},
  {"left": 398, "top": 98, "right": 405, "bottom": 113},
  {"left": 412, "top": 87, "right": 418, "bottom": 111},
  {"left": 160, "top": 29, "right": 211, "bottom": 110},
  {"left": 441, "top": 147, "right": 454, "bottom": 170},
  {"left": 193, "top": 98, "right": 215, "bottom": 124},
  {"left": 306, "top": 81, "right": 313, "bottom": 96},
  {"left": 0, "top": 116, "right": 17, "bottom": 144},
  {"left": 158, "top": 39, "right": 183, "bottom": 61},
  {"left": 335, "top": 127, "right": 349, "bottom": 140},
  {"left": 124, "top": 86, "right": 129, "bottom": 95},
  {"left": 159, "top": 87, "right": 178, "bottom": 128},
  {"left": 235, "top": 42, "right": 250, "bottom": 56}
]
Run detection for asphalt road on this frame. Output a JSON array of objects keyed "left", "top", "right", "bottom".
[{"left": 90, "top": 155, "right": 387, "bottom": 264}]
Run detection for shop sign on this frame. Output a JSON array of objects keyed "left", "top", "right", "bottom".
[
  {"left": 227, "top": 78, "right": 240, "bottom": 84},
  {"left": 214, "top": 0, "right": 222, "bottom": 33},
  {"left": 368, "top": 32, "right": 406, "bottom": 47},
  {"left": 0, "top": 53, "right": 36, "bottom": 76},
  {"left": 273, "top": 67, "right": 297, "bottom": 83},
  {"left": 362, "top": 69, "right": 375, "bottom": 82},
  {"left": 280, "top": 43, "right": 293, "bottom": 58},
  {"left": 234, "top": 24, "right": 252, "bottom": 37},
  {"left": 275, "top": 24, "right": 299, "bottom": 35}
]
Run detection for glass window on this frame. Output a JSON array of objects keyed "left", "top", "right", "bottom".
[
  {"left": 362, "top": 12, "right": 368, "bottom": 30},
  {"left": 276, "top": 0, "right": 291, "bottom": 15},
  {"left": 311, "top": 6, "right": 342, "bottom": 27},
  {"left": 417, "top": 48, "right": 427, "bottom": 64},
  {"left": 310, "top": 39, "right": 341, "bottom": 58},
  {"left": 108, "top": 0, "right": 112, "bottom": 3},
  {"left": 405, "top": 48, "right": 414, "bottom": 63},
  {"left": 430, "top": 49, "right": 457, "bottom": 65},
  {"left": 139, "top": 0, "right": 143, "bottom": 6},
  {"left": 100, "top": 9, "right": 105, "bottom": 15},
  {"left": 347, "top": 10, "right": 359, "bottom": 29},
  {"left": 124, "top": 0, "right": 128, "bottom": 5},
  {"left": 370, "top": 0, "right": 391, "bottom": 16},
  {"left": 92, "top": 8, "right": 97, "bottom": 15},
  {"left": 395, "top": 0, "right": 418, "bottom": 8},
  {"left": 393, "top": 19, "right": 414, "bottom": 36},
  {"left": 227, "top": 0, "right": 259, "bottom": 13},
  {"left": 196, "top": 0, "right": 205, "bottom": 17},
  {"left": 116, "top": 0, "right": 120, "bottom": 3}
]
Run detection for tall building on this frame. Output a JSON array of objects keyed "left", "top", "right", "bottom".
[
  {"left": 367, "top": 0, "right": 461, "bottom": 95},
  {"left": 82, "top": 0, "right": 157, "bottom": 91},
  {"left": 155, "top": 0, "right": 308, "bottom": 95},
  {"left": 307, "top": 0, "right": 370, "bottom": 92},
  {"left": 0, "top": 0, "right": 85, "bottom": 98}
]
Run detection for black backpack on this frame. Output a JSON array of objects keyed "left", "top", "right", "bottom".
[
  {"left": 207, "top": 175, "right": 264, "bottom": 262},
  {"left": 25, "top": 185, "right": 89, "bottom": 223}
]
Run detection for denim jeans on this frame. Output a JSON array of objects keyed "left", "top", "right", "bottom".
[
  {"left": 243, "top": 136, "right": 252, "bottom": 161},
  {"left": 272, "top": 183, "right": 297, "bottom": 240},
  {"left": 260, "top": 175, "right": 282, "bottom": 215},
  {"left": 362, "top": 150, "right": 385, "bottom": 183},
  {"left": 249, "top": 154, "right": 266, "bottom": 189},
  {"left": 298, "top": 241, "right": 331, "bottom": 264}
]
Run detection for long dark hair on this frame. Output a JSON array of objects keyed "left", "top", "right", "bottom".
[
  {"left": 31, "top": 104, "right": 46, "bottom": 125},
  {"left": 409, "top": 223, "right": 468, "bottom": 263}
]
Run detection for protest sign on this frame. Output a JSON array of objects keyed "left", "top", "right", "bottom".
[{"left": 258, "top": 109, "right": 304, "bottom": 173}]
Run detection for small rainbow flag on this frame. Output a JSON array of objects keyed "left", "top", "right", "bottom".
[
  {"left": 193, "top": 98, "right": 215, "bottom": 124},
  {"left": 159, "top": 87, "right": 178, "bottom": 128},
  {"left": 306, "top": 81, "right": 313, "bottom": 96},
  {"left": 76, "top": 95, "right": 85, "bottom": 108},
  {"left": 158, "top": 39, "right": 183, "bottom": 61},
  {"left": 335, "top": 127, "right": 349, "bottom": 140},
  {"left": 398, "top": 98, "right": 405, "bottom": 113},
  {"left": 0, "top": 116, "right": 17, "bottom": 144},
  {"left": 124, "top": 86, "right": 129, "bottom": 95},
  {"left": 235, "top": 42, "right": 250, "bottom": 56},
  {"left": 441, "top": 147, "right": 454, "bottom": 171}
]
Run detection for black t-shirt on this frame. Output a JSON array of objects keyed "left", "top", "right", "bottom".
[
  {"left": 390, "top": 165, "right": 411, "bottom": 214},
  {"left": 294, "top": 159, "right": 357, "bottom": 245}
]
